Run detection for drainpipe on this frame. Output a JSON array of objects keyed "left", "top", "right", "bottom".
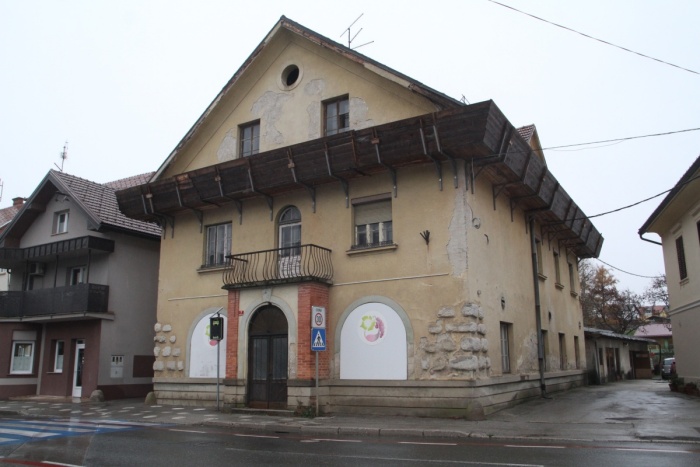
[
  {"left": 529, "top": 216, "right": 547, "bottom": 397},
  {"left": 639, "top": 233, "right": 662, "bottom": 246}
]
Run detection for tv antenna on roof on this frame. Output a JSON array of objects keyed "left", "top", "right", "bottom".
[
  {"left": 55, "top": 142, "right": 68, "bottom": 172},
  {"left": 341, "top": 13, "right": 374, "bottom": 50}
]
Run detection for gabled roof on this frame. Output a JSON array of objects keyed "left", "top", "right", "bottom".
[
  {"left": 0, "top": 201, "right": 23, "bottom": 231},
  {"left": 639, "top": 154, "right": 700, "bottom": 235},
  {"left": 150, "top": 15, "right": 463, "bottom": 182},
  {"left": 634, "top": 323, "right": 673, "bottom": 339},
  {"left": 0, "top": 170, "right": 161, "bottom": 246},
  {"left": 517, "top": 125, "right": 536, "bottom": 143}
]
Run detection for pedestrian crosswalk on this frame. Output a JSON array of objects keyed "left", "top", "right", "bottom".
[{"left": 0, "top": 418, "right": 158, "bottom": 445}]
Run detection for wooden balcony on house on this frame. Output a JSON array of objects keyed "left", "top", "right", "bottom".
[
  {"left": 0, "top": 283, "right": 110, "bottom": 320},
  {"left": 222, "top": 244, "right": 333, "bottom": 289}
]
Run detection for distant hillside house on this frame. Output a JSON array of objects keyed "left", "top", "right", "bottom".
[{"left": 116, "top": 17, "right": 603, "bottom": 417}]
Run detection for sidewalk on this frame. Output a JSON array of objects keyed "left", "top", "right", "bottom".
[{"left": 2, "top": 379, "right": 699, "bottom": 443}]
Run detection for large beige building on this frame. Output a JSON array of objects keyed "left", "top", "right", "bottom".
[
  {"left": 640, "top": 154, "right": 700, "bottom": 385},
  {"left": 116, "top": 17, "right": 602, "bottom": 417}
]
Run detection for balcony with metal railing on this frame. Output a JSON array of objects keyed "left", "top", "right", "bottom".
[
  {"left": 222, "top": 244, "right": 333, "bottom": 289},
  {"left": 0, "top": 283, "right": 110, "bottom": 320}
]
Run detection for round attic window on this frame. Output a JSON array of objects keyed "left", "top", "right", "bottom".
[{"left": 280, "top": 64, "right": 302, "bottom": 90}]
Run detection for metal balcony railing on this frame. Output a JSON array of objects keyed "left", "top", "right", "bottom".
[
  {"left": 0, "top": 283, "right": 110, "bottom": 319},
  {"left": 223, "top": 244, "right": 333, "bottom": 289}
]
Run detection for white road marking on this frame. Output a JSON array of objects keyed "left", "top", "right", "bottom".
[
  {"left": 399, "top": 441, "right": 458, "bottom": 446},
  {"left": 234, "top": 433, "right": 279, "bottom": 439},
  {"left": 505, "top": 445, "right": 565, "bottom": 449},
  {"left": 170, "top": 429, "right": 206, "bottom": 434},
  {"left": 615, "top": 448, "right": 690, "bottom": 454}
]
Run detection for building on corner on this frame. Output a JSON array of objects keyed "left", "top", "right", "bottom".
[{"left": 115, "top": 16, "right": 603, "bottom": 417}]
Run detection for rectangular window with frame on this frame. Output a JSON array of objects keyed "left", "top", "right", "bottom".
[
  {"left": 553, "top": 251, "right": 562, "bottom": 286},
  {"left": 568, "top": 262, "right": 576, "bottom": 291},
  {"left": 352, "top": 196, "right": 393, "bottom": 250},
  {"left": 53, "top": 210, "right": 69, "bottom": 234},
  {"left": 536, "top": 239, "right": 545, "bottom": 278},
  {"left": 324, "top": 96, "right": 349, "bottom": 136},
  {"left": 205, "top": 223, "right": 232, "bottom": 267},
  {"left": 11, "top": 341, "right": 34, "bottom": 374},
  {"left": 54, "top": 340, "right": 65, "bottom": 372},
  {"left": 500, "top": 322, "right": 512, "bottom": 374},
  {"left": 676, "top": 236, "right": 688, "bottom": 280},
  {"left": 574, "top": 336, "right": 581, "bottom": 369},
  {"left": 239, "top": 121, "right": 260, "bottom": 157}
]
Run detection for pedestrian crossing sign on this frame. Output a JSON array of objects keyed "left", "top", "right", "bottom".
[{"left": 311, "top": 328, "right": 326, "bottom": 351}]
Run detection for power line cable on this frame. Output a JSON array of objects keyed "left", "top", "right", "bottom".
[
  {"left": 594, "top": 258, "right": 663, "bottom": 280},
  {"left": 543, "top": 128, "right": 700, "bottom": 151},
  {"left": 487, "top": 0, "right": 700, "bottom": 76},
  {"left": 566, "top": 174, "right": 700, "bottom": 221}
]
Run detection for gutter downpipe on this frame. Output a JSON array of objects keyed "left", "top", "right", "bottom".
[
  {"left": 529, "top": 216, "right": 547, "bottom": 397},
  {"left": 639, "top": 233, "right": 662, "bottom": 246}
]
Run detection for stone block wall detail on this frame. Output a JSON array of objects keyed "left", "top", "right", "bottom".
[
  {"left": 419, "top": 303, "right": 491, "bottom": 380},
  {"left": 152, "top": 322, "right": 183, "bottom": 373}
]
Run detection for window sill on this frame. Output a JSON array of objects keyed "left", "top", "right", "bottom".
[
  {"left": 197, "top": 264, "right": 227, "bottom": 274},
  {"left": 570, "top": 291, "right": 579, "bottom": 298},
  {"left": 346, "top": 244, "right": 398, "bottom": 256},
  {"left": 538, "top": 273, "right": 547, "bottom": 281},
  {"left": 680, "top": 277, "right": 690, "bottom": 286},
  {"left": 555, "top": 282, "right": 565, "bottom": 290}
]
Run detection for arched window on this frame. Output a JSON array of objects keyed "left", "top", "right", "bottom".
[{"left": 278, "top": 206, "right": 301, "bottom": 257}]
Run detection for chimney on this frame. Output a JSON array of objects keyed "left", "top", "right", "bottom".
[{"left": 12, "top": 197, "right": 25, "bottom": 208}]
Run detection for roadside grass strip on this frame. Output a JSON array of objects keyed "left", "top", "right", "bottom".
[{"left": 0, "top": 418, "right": 160, "bottom": 446}]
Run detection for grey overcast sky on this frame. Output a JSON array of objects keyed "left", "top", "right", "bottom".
[{"left": 1, "top": 1, "right": 699, "bottom": 295}]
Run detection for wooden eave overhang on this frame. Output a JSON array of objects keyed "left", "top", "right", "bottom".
[{"left": 116, "top": 100, "right": 603, "bottom": 258}]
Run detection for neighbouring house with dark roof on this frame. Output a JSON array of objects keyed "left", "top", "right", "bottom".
[
  {"left": 584, "top": 328, "right": 655, "bottom": 384},
  {"left": 0, "top": 170, "right": 161, "bottom": 399},
  {"left": 115, "top": 16, "right": 603, "bottom": 417},
  {"left": 639, "top": 154, "right": 699, "bottom": 384},
  {"left": 0, "top": 197, "right": 26, "bottom": 292}
]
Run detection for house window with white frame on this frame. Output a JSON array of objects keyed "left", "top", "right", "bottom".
[
  {"left": 352, "top": 195, "right": 393, "bottom": 250},
  {"left": 240, "top": 121, "right": 260, "bottom": 157},
  {"left": 500, "top": 322, "right": 512, "bottom": 374},
  {"left": 54, "top": 340, "right": 65, "bottom": 372},
  {"left": 205, "top": 223, "right": 232, "bottom": 267},
  {"left": 53, "top": 210, "right": 69, "bottom": 234},
  {"left": 324, "top": 96, "right": 349, "bottom": 136},
  {"left": 11, "top": 341, "right": 34, "bottom": 374}
]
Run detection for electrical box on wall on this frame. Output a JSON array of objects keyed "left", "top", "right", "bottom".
[{"left": 110, "top": 355, "right": 124, "bottom": 378}]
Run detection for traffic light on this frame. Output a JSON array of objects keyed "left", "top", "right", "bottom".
[{"left": 210, "top": 316, "right": 224, "bottom": 341}]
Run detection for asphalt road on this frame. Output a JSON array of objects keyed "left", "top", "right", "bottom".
[{"left": 1, "top": 417, "right": 698, "bottom": 466}]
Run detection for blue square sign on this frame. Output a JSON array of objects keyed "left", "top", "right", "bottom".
[{"left": 311, "top": 328, "right": 326, "bottom": 351}]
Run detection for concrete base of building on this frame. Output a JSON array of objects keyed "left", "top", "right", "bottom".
[{"left": 152, "top": 371, "right": 586, "bottom": 418}]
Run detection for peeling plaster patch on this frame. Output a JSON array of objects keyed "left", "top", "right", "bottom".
[
  {"left": 153, "top": 361, "right": 164, "bottom": 371},
  {"left": 304, "top": 78, "right": 325, "bottom": 96},
  {"left": 252, "top": 91, "right": 292, "bottom": 146},
  {"left": 349, "top": 97, "right": 374, "bottom": 130},
  {"left": 447, "top": 179, "right": 471, "bottom": 277},
  {"left": 217, "top": 129, "right": 237, "bottom": 162}
]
